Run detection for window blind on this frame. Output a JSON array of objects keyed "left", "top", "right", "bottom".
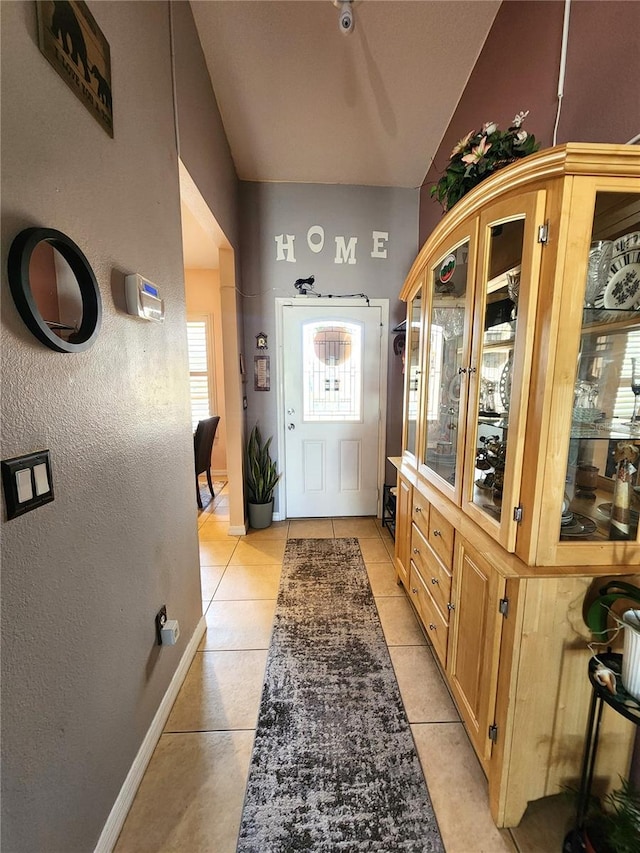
[
  {"left": 613, "top": 328, "right": 640, "bottom": 420},
  {"left": 187, "top": 319, "right": 212, "bottom": 431}
]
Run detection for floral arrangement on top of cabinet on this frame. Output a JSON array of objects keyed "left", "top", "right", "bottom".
[{"left": 400, "top": 143, "right": 640, "bottom": 567}]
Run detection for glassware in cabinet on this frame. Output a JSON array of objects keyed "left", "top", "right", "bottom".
[{"left": 558, "top": 190, "right": 640, "bottom": 544}]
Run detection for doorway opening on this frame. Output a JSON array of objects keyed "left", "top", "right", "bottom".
[{"left": 179, "top": 160, "right": 246, "bottom": 534}]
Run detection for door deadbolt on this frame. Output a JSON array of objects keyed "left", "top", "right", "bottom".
[{"left": 287, "top": 423, "right": 296, "bottom": 430}]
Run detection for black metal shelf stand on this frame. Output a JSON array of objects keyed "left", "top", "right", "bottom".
[
  {"left": 563, "top": 652, "right": 640, "bottom": 852},
  {"left": 382, "top": 483, "right": 396, "bottom": 541}
]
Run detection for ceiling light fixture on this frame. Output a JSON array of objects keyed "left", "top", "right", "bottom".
[{"left": 334, "top": 0, "right": 355, "bottom": 36}]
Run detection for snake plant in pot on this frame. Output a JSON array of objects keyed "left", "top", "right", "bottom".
[{"left": 245, "top": 424, "right": 281, "bottom": 529}]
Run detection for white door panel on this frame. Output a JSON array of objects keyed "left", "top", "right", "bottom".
[{"left": 282, "top": 303, "right": 383, "bottom": 517}]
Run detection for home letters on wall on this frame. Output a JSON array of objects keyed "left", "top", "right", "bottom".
[
  {"left": 275, "top": 227, "right": 389, "bottom": 265},
  {"left": 36, "top": 1, "right": 113, "bottom": 137}
]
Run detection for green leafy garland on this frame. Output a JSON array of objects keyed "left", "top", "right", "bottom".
[{"left": 431, "top": 111, "right": 540, "bottom": 212}]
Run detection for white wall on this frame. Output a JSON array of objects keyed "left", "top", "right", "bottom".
[{"left": 0, "top": 2, "right": 230, "bottom": 849}]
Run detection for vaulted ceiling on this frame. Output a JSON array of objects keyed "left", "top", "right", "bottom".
[{"left": 190, "top": 0, "right": 500, "bottom": 189}]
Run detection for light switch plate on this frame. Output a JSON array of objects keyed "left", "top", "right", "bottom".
[{"left": 1, "top": 450, "right": 54, "bottom": 519}]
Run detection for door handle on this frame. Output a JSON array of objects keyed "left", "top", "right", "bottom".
[
  {"left": 287, "top": 423, "right": 296, "bottom": 430},
  {"left": 287, "top": 408, "right": 295, "bottom": 415}
]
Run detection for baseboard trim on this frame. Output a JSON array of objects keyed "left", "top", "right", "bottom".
[
  {"left": 229, "top": 523, "right": 248, "bottom": 535},
  {"left": 94, "top": 615, "right": 206, "bottom": 853}
]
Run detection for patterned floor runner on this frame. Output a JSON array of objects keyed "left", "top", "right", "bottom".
[{"left": 237, "top": 537, "right": 444, "bottom": 853}]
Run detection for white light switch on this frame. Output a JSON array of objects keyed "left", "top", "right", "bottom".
[
  {"left": 33, "top": 463, "right": 50, "bottom": 496},
  {"left": 2, "top": 449, "right": 54, "bottom": 519},
  {"left": 16, "top": 468, "right": 33, "bottom": 503}
]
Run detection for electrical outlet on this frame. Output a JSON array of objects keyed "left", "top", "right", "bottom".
[{"left": 155, "top": 605, "right": 167, "bottom": 644}]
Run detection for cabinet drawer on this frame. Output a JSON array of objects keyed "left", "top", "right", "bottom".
[
  {"left": 411, "top": 523, "right": 452, "bottom": 616},
  {"left": 412, "top": 494, "right": 430, "bottom": 538},
  {"left": 410, "top": 561, "right": 448, "bottom": 667},
  {"left": 428, "top": 505, "right": 454, "bottom": 569}
]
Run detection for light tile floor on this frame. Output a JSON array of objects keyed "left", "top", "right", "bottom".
[{"left": 115, "top": 485, "right": 572, "bottom": 852}]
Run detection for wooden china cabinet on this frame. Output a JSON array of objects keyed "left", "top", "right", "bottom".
[{"left": 392, "top": 144, "right": 640, "bottom": 827}]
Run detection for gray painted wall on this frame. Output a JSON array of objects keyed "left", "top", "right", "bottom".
[
  {"left": 239, "top": 181, "right": 419, "bottom": 493},
  {"left": 0, "top": 2, "right": 237, "bottom": 850}
]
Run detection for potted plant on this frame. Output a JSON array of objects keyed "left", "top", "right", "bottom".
[
  {"left": 586, "top": 580, "right": 640, "bottom": 702},
  {"left": 576, "top": 581, "right": 640, "bottom": 851},
  {"left": 580, "top": 777, "right": 640, "bottom": 853},
  {"left": 430, "top": 110, "right": 540, "bottom": 212},
  {"left": 245, "top": 424, "right": 281, "bottom": 529}
]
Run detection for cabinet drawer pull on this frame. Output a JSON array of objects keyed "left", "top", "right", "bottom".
[
  {"left": 433, "top": 529, "right": 441, "bottom": 537},
  {"left": 411, "top": 587, "right": 418, "bottom": 595},
  {"left": 413, "top": 547, "right": 420, "bottom": 554},
  {"left": 431, "top": 577, "right": 439, "bottom": 585},
  {"left": 428, "top": 623, "right": 436, "bottom": 631}
]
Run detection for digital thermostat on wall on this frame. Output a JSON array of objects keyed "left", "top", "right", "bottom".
[{"left": 125, "top": 274, "right": 165, "bottom": 322}]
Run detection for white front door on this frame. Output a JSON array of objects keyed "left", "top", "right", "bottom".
[{"left": 281, "top": 301, "right": 386, "bottom": 517}]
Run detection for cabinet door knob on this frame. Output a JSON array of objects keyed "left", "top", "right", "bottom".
[
  {"left": 429, "top": 623, "right": 436, "bottom": 631},
  {"left": 414, "top": 506, "right": 422, "bottom": 513},
  {"left": 433, "top": 529, "right": 441, "bottom": 537},
  {"left": 413, "top": 547, "right": 420, "bottom": 554},
  {"left": 431, "top": 577, "right": 439, "bottom": 585},
  {"left": 458, "top": 367, "right": 467, "bottom": 375},
  {"left": 411, "top": 587, "right": 418, "bottom": 595},
  {"left": 447, "top": 602, "right": 455, "bottom": 611}
]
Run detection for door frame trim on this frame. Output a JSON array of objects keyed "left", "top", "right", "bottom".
[{"left": 275, "top": 296, "right": 389, "bottom": 520}]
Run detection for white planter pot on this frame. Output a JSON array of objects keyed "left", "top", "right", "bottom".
[{"left": 622, "top": 609, "right": 640, "bottom": 701}]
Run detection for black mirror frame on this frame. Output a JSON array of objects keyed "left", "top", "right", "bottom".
[{"left": 7, "top": 227, "right": 102, "bottom": 353}]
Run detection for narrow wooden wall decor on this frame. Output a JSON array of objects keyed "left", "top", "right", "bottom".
[
  {"left": 254, "top": 356, "right": 270, "bottom": 391},
  {"left": 36, "top": 1, "right": 113, "bottom": 137}
]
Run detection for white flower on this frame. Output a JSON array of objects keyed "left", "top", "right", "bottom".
[
  {"left": 515, "top": 130, "right": 528, "bottom": 143},
  {"left": 450, "top": 131, "right": 474, "bottom": 158},
  {"left": 462, "top": 137, "right": 492, "bottom": 165},
  {"left": 482, "top": 121, "right": 498, "bottom": 135},
  {"left": 512, "top": 110, "right": 529, "bottom": 128}
]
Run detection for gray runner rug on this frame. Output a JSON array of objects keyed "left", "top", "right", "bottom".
[{"left": 236, "top": 537, "right": 444, "bottom": 853}]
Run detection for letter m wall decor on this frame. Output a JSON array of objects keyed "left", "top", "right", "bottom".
[{"left": 36, "top": 1, "right": 113, "bottom": 137}]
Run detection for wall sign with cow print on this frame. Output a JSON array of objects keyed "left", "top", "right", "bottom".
[{"left": 36, "top": 1, "right": 113, "bottom": 137}]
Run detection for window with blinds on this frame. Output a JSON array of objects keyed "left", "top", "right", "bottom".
[
  {"left": 613, "top": 328, "right": 640, "bottom": 420},
  {"left": 187, "top": 317, "right": 215, "bottom": 431}
]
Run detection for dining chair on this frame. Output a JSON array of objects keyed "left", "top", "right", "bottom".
[{"left": 194, "top": 416, "right": 220, "bottom": 509}]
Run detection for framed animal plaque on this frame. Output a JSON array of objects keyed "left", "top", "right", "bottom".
[{"left": 36, "top": 1, "right": 113, "bottom": 137}]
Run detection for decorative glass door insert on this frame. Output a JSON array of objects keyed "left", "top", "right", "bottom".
[{"left": 302, "top": 321, "right": 362, "bottom": 421}]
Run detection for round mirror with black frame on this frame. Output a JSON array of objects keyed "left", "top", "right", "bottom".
[{"left": 7, "top": 227, "right": 102, "bottom": 353}]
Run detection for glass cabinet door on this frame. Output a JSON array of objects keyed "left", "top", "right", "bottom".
[
  {"left": 560, "top": 191, "right": 640, "bottom": 545},
  {"left": 421, "top": 234, "right": 474, "bottom": 501},
  {"left": 403, "top": 282, "right": 423, "bottom": 463},
  {"left": 469, "top": 219, "right": 523, "bottom": 524},
  {"left": 465, "top": 191, "right": 545, "bottom": 550}
]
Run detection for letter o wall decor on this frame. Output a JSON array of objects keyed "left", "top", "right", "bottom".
[{"left": 7, "top": 227, "right": 102, "bottom": 353}]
